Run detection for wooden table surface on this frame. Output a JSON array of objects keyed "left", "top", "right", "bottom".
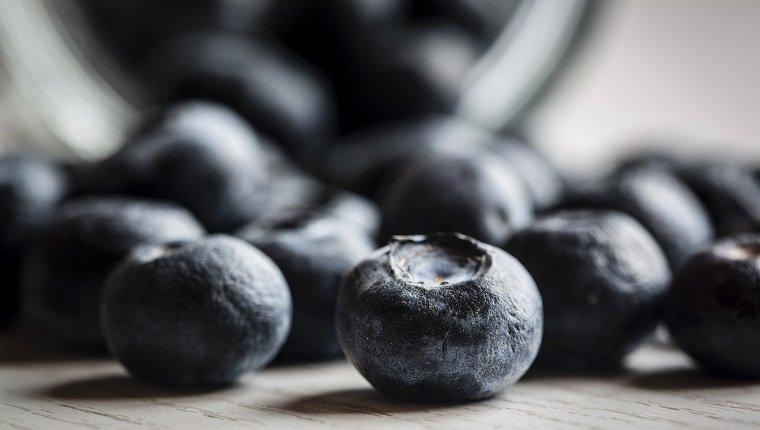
[{"left": 1, "top": 329, "right": 759, "bottom": 430}]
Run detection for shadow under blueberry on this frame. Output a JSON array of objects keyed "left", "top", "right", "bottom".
[
  {"left": 522, "top": 364, "right": 631, "bottom": 382},
  {"left": 40, "top": 374, "right": 233, "bottom": 400},
  {"left": 626, "top": 368, "right": 760, "bottom": 391},
  {"left": 279, "top": 388, "right": 462, "bottom": 415}
]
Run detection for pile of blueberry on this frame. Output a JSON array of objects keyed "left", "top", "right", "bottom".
[{"left": 1, "top": 0, "right": 759, "bottom": 404}]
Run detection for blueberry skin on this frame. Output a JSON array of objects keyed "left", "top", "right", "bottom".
[
  {"left": 349, "top": 23, "right": 482, "bottom": 125},
  {"left": 675, "top": 162, "right": 760, "bottom": 237},
  {"left": 337, "top": 233, "right": 543, "bottom": 402},
  {"left": 143, "top": 34, "right": 336, "bottom": 153},
  {"left": 380, "top": 154, "right": 533, "bottom": 246},
  {"left": 239, "top": 217, "right": 375, "bottom": 360},
  {"left": 77, "top": 102, "right": 267, "bottom": 232},
  {"left": 0, "top": 154, "right": 69, "bottom": 328},
  {"left": 311, "top": 115, "right": 491, "bottom": 197},
  {"left": 505, "top": 210, "right": 670, "bottom": 370},
  {"left": 102, "top": 235, "right": 291, "bottom": 387},
  {"left": 22, "top": 196, "right": 205, "bottom": 347},
  {"left": 255, "top": 173, "right": 381, "bottom": 238},
  {"left": 266, "top": 0, "right": 406, "bottom": 132},
  {"left": 562, "top": 166, "right": 714, "bottom": 269},
  {"left": 665, "top": 234, "right": 760, "bottom": 378},
  {"left": 486, "top": 138, "right": 565, "bottom": 212}
]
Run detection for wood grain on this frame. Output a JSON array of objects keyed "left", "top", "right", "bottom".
[{"left": 1, "top": 329, "right": 759, "bottom": 430}]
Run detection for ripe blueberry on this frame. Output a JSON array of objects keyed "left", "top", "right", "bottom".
[
  {"left": 313, "top": 115, "right": 490, "bottom": 197},
  {"left": 380, "top": 154, "right": 533, "bottom": 246},
  {"left": 675, "top": 162, "right": 760, "bottom": 236},
  {"left": 486, "top": 137, "right": 565, "bottom": 212},
  {"left": 239, "top": 214, "right": 374, "bottom": 360},
  {"left": 102, "top": 235, "right": 291, "bottom": 387},
  {"left": 337, "top": 232, "right": 542, "bottom": 402},
  {"left": 505, "top": 210, "right": 670, "bottom": 370},
  {"left": 665, "top": 234, "right": 760, "bottom": 378},
  {"left": 350, "top": 23, "right": 481, "bottom": 125},
  {"left": 22, "top": 196, "right": 205, "bottom": 347},
  {"left": 561, "top": 165, "right": 713, "bottom": 269},
  {"left": 143, "top": 33, "right": 336, "bottom": 153}
]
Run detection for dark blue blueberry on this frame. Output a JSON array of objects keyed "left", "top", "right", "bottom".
[
  {"left": 505, "top": 210, "right": 670, "bottom": 370},
  {"left": 143, "top": 34, "right": 336, "bottom": 153},
  {"left": 22, "top": 196, "right": 205, "bottom": 348},
  {"left": 337, "top": 232, "right": 542, "bottom": 402},
  {"left": 561, "top": 165, "right": 713, "bottom": 269},
  {"left": 102, "top": 235, "right": 291, "bottom": 387},
  {"left": 265, "top": 0, "right": 405, "bottom": 132},
  {"left": 0, "top": 154, "right": 68, "bottom": 328},
  {"left": 486, "top": 137, "right": 565, "bottom": 212},
  {"left": 665, "top": 234, "right": 760, "bottom": 378},
  {"left": 77, "top": 102, "right": 267, "bottom": 232},
  {"left": 674, "top": 162, "right": 760, "bottom": 237},
  {"left": 260, "top": 181, "right": 381, "bottom": 238},
  {"left": 311, "top": 116, "right": 491, "bottom": 197},
  {"left": 348, "top": 23, "right": 482, "bottom": 125},
  {"left": 238, "top": 214, "right": 375, "bottom": 360},
  {"left": 380, "top": 154, "right": 533, "bottom": 246}
]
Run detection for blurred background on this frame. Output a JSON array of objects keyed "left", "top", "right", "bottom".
[
  {"left": 0, "top": 0, "right": 759, "bottom": 173},
  {"left": 529, "top": 0, "right": 760, "bottom": 174}
]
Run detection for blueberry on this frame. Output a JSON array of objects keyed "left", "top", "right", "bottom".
[
  {"left": 22, "top": 196, "right": 205, "bottom": 347},
  {"left": 0, "top": 154, "right": 68, "bottom": 328},
  {"left": 486, "top": 137, "right": 565, "bottom": 212},
  {"left": 505, "top": 210, "right": 670, "bottom": 370},
  {"left": 78, "top": 102, "right": 267, "bottom": 232},
  {"left": 380, "top": 154, "right": 533, "bottom": 245},
  {"left": 143, "top": 34, "right": 336, "bottom": 153},
  {"left": 349, "top": 23, "right": 482, "bottom": 125},
  {"left": 312, "top": 116, "right": 491, "bottom": 197},
  {"left": 674, "top": 162, "right": 760, "bottom": 236},
  {"left": 561, "top": 165, "right": 713, "bottom": 269},
  {"left": 263, "top": 182, "right": 381, "bottom": 237},
  {"left": 102, "top": 235, "right": 291, "bottom": 387},
  {"left": 238, "top": 214, "right": 374, "bottom": 360},
  {"left": 265, "top": 0, "right": 405, "bottom": 132},
  {"left": 337, "top": 232, "right": 542, "bottom": 402},
  {"left": 664, "top": 234, "right": 760, "bottom": 378}
]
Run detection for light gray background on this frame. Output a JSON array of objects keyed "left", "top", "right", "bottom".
[{"left": 528, "top": 0, "right": 760, "bottom": 174}]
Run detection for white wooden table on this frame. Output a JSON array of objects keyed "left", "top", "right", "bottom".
[{"left": 1, "top": 328, "right": 759, "bottom": 430}]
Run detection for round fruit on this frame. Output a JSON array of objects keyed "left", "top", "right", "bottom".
[
  {"left": 239, "top": 215, "right": 374, "bottom": 360},
  {"left": 380, "top": 154, "right": 533, "bottom": 246},
  {"left": 22, "top": 196, "right": 205, "bottom": 347},
  {"left": 337, "top": 232, "right": 543, "bottom": 402},
  {"left": 102, "top": 235, "right": 292, "bottom": 386},
  {"left": 561, "top": 166, "right": 713, "bottom": 269},
  {"left": 505, "top": 210, "right": 670, "bottom": 370},
  {"left": 77, "top": 102, "right": 267, "bottom": 232},
  {"left": 665, "top": 234, "right": 760, "bottom": 378}
]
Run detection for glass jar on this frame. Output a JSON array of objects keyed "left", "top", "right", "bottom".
[{"left": 0, "top": 0, "right": 589, "bottom": 159}]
